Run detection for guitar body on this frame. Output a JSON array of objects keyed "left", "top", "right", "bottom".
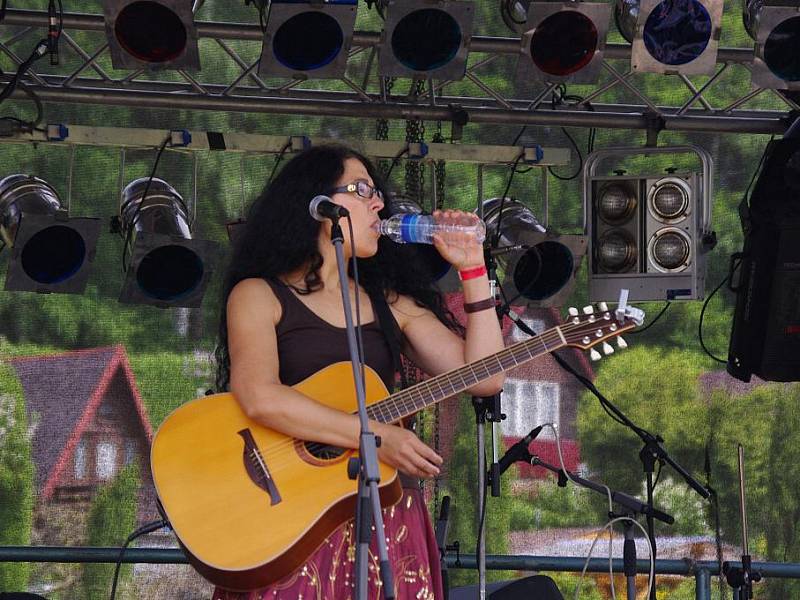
[{"left": 151, "top": 362, "right": 402, "bottom": 591}]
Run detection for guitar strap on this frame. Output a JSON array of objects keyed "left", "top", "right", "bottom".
[{"left": 367, "top": 287, "right": 409, "bottom": 390}]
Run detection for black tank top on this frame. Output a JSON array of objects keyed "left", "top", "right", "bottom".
[{"left": 266, "top": 278, "right": 396, "bottom": 392}]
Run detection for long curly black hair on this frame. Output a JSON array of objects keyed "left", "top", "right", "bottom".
[{"left": 214, "top": 144, "right": 462, "bottom": 392}]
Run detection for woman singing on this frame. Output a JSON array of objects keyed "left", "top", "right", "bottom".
[{"left": 213, "top": 144, "right": 504, "bottom": 599}]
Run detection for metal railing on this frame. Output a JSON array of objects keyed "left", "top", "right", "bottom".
[{"left": 3, "top": 546, "right": 800, "bottom": 599}]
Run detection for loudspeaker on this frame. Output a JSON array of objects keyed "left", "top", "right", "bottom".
[{"left": 727, "top": 137, "right": 800, "bottom": 382}]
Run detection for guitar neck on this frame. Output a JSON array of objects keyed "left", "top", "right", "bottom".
[{"left": 366, "top": 324, "right": 568, "bottom": 423}]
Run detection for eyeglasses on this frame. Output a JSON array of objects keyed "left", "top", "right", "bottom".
[{"left": 326, "top": 181, "right": 384, "bottom": 202}]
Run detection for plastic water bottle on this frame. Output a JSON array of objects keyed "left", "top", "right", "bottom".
[{"left": 376, "top": 212, "right": 486, "bottom": 245}]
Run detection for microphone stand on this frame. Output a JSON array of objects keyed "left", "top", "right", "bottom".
[
  {"left": 723, "top": 444, "right": 761, "bottom": 599},
  {"left": 502, "top": 311, "right": 711, "bottom": 600},
  {"left": 495, "top": 442, "right": 674, "bottom": 600},
  {"left": 327, "top": 217, "right": 394, "bottom": 600},
  {"left": 471, "top": 247, "right": 504, "bottom": 600}
]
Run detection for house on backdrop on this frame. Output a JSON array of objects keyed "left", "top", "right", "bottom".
[{"left": 8, "top": 345, "right": 156, "bottom": 545}]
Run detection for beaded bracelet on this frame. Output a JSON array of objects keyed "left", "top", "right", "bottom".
[
  {"left": 458, "top": 265, "right": 487, "bottom": 281},
  {"left": 464, "top": 297, "right": 496, "bottom": 314}
]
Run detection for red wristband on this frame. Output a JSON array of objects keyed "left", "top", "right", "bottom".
[{"left": 458, "top": 265, "right": 487, "bottom": 281}]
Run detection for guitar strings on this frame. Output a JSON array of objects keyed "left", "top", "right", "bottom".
[
  {"left": 240, "top": 317, "right": 619, "bottom": 471},
  {"left": 238, "top": 316, "right": 621, "bottom": 470}
]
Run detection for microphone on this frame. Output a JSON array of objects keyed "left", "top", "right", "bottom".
[
  {"left": 496, "top": 425, "right": 543, "bottom": 477},
  {"left": 309, "top": 195, "right": 349, "bottom": 221}
]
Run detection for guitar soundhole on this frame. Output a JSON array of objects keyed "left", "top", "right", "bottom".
[{"left": 303, "top": 441, "right": 346, "bottom": 461}]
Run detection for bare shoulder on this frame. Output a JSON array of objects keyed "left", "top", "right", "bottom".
[
  {"left": 228, "top": 277, "right": 281, "bottom": 324},
  {"left": 389, "top": 292, "right": 432, "bottom": 328}
]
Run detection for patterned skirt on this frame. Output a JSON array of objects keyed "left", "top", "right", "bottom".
[{"left": 212, "top": 488, "right": 444, "bottom": 600}]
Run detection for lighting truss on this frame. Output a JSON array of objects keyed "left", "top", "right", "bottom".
[{"left": 0, "top": 7, "right": 794, "bottom": 134}]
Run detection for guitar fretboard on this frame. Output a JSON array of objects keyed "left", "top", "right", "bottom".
[{"left": 365, "top": 325, "right": 567, "bottom": 423}]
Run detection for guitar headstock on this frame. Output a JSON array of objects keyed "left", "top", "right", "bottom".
[{"left": 561, "top": 302, "right": 644, "bottom": 360}]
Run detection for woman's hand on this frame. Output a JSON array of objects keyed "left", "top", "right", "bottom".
[
  {"left": 373, "top": 422, "right": 443, "bottom": 479},
  {"left": 430, "top": 209, "right": 485, "bottom": 271}
]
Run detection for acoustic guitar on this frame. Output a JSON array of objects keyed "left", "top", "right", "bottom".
[{"left": 150, "top": 304, "right": 642, "bottom": 590}]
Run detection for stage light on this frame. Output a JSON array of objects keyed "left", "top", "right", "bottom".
[
  {"left": 587, "top": 173, "right": 708, "bottom": 301},
  {"left": 744, "top": 0, "right": 800, "bottom": 90},
  {"left": 118, "top": 177, "right": 218, "bottom": 308},
  {"left": 0, "top": 175, "right": 101, "bottom": 294},
  {"left": 481, "top": 198, "right": 586, "bottom": 307},
  {"left": 102, "top": 0, "right": 200, "bottom": 70},
  {"left": 258, "top": 0, "right": 357, "bottom": 78},
  {"left": 514, "top": 1, "right": 611, "bottom": 84},
  {"left": 615, "top": 0, "right": 722, "bottom": 74},
  {"left": 378, "top": 0, "right": 474, "bottom": 80}
]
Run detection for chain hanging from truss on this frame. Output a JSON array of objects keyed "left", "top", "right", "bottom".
[
  {"left": 432, "top": 120, "right": 446, "bottom": 210},
  {"left": 375, "top": 77, "right": 395, "bottom": 181},
  {"left": 404, "top": 79, "right": 427, "bottom": 206}
]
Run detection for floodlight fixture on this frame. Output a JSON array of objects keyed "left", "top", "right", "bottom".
[
  {"left": 744, "top": 0, "right": 800, "bottom": 90},
  {"left": 118, "top": 177, "right": 218, "bottom": 308},
  {"left": 584, "top": 145, "right": 714, "bottom": 303},
  {"left": 481, "top": 197, "right": 587, "bottom": 307},
  {"left": 515, "top": 2, "right": 612, "bottom": 84},
  {"left": 258, "top": 0, "right": 357, "bottom": 79},
  {"left": 0, "top": 175, "right": 101, "bottom": 294},
  {"left": 102, "top": 0, "right": 200, "bottom": 70},
  {"left": 615, "top": 0, "right": 723, "bottom": 74},
  {"left": 378, "top": 0, "right": 474, "bottom": 80}
]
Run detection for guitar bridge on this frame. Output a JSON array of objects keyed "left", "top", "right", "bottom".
[{"left": 238, "top": 428, "right": 282, "bottom": 506}]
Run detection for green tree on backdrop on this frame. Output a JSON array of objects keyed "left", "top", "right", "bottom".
[
  {"left": 0, "top": 366, "right": 35, "bottom": 592},
  {"left": 80, "top": 464, "right": 139, "bottom": 600}
]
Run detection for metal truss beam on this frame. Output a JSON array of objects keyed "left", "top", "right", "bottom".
[
  {"left": 0, "top": 124, "right": 571, "bottom": 166},
  {"left": 0, "top": 9, "right": 792, "bottom": 135}
]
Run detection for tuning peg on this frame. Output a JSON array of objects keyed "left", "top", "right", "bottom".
[
  {"left": 589, "top": 348, "right": 602, "bottom": 361},
  {"left": 568, "top": 307, "right": 579, "bottom": 317},
  {"left": 582, "top": 306, "right": 594, "bottom": 315},
  {"left": 598, "top": 302, "right": 608, "bottom": 312},
  {"left": 602, "top": 342, "right": 614, "bottom": 355},
  {"left": 617, "top": 336, "right": 628, "bottom": 349}
]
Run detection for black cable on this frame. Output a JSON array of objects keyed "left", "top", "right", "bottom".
[
  {"left": 475, "top": 446, "right": 489, "bottom": 559},
  {"left": 698, "top": 269, "right": 734, "bottom": 364},
  {"left": 548, "top": 127, "right": 584, "bottom": 181},
  {"left": 109, "top": 518, "right": 169, "bottom": 600},
  {"left": 627, "top": 302, "right": 671, "bottom": 335},
  {"left": 0, "top": 38, "right": 49, "bottom": 107},
  {"left": 491, "top": 152, "right": 525, "bottom": 249},
  {"left": 545, "top": 86, "right": 588, "bottom": 181},
  {"left": 652, "top": 460, "right": 663, "bottom": 489},
  {"left": 120, "top": 135, "right": 172, "bottom": 272},
  {"left": 384, "top": 146, "right": 409, "bottom": 181},
  {"left": 266, "top": 140, "right": 292, "bottom": 187}
]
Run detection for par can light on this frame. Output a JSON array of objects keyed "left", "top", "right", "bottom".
[
  {"left": 516, "top": 2, "right": 611, "bottom": 84},
  {"left": 102, "top": 0, "right": 200, "bottom": 70},
  {"left": 615, "top": 0, "right": 722, "bottom": 74},
  {"left": 744, "top": 0, "right": 800, "bottom": 89},
  {"left": 0, "top": 175, "right": 101, "bottom": 294},
  {"left": 379, "top": 0, "right": 474, "bottom": 80},
  {"left": 118, "top": 177, "right": 218, "bottom": 308},
  {"left": 258, "top": 0, "right": 357, "bottom": 78}
]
